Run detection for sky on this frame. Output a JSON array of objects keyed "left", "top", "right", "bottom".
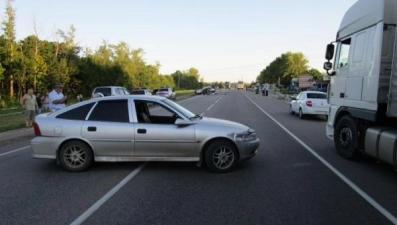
[{"left": 3, "top": 0, "right": 357, "bottom": 83}]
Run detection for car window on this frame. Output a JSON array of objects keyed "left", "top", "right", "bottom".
[
  {"left": 135, "top": 100, "right": 177, "bottom": 124},
  {"left": 307, "top": 93, "right": 327, "bottom": 99},
  {"left": 159, "top": 88, "right": 169, "bottom": 92},
  {"left": 116, "top": 88, "right": 123, "bottom": 95},
  {"left": 123, "top": 88, "right": 129, "bottom": 95},
  {"left": 131, "top": 90, "right": 145, "bottom": 95},
  {"left": 94, "top": 88, "right": 111, "bottom": 96},
  {"left": 88, "top": 100, "right": 129, "bottom": 122},
  {"left": 299, "top": 94, "right": 305, "bottom": 100},
  {"left": 56, "top": 102, "right": 95, "bottom": 120},
  {"left": 296, "top": 94, "right": 301, "bottom": 100},
  {"left": 148, "top": 102, "right": 174, "bottom": 117}
]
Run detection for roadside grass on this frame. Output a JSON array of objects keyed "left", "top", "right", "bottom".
[
  {"left": 0, "top": 107, "right": 23, "bottom": 115},
  {"left": 0, "top": 112, "right": 25, "bottom": 132},
  {"left": 175, "top": 90, "right": 194, "bottom": 97}
]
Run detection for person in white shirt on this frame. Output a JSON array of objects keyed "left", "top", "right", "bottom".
[{"left": 49, "top": 83, "right": 68, "bottom": 112}]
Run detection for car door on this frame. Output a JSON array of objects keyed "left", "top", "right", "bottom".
[
  {"left": 133, "top": 100, "right": 196, "bottom": 158},
  {"left": 81, "top": 99, "right": 135, "bottom": 157}
]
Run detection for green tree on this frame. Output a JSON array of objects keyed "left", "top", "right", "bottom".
[
  {"left": 305, "top": 68, "right": 323, "bottom": 81},
  {"left": 1, "top": 0, "right": 17, "bottom": 97}
]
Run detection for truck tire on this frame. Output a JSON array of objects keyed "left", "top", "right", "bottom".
[{"left": 334, "top": 115, "right": 359, "bottom": 159}]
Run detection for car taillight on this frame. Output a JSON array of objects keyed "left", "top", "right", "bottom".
[
  {"left": 306, "top": 101, "right": 312, "bottom": 107},
  {"left": 33, "top": 122, "right": 41, "bottom": 136}
]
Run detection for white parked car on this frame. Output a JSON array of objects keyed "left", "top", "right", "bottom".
[
  {"left": 289, "top": 91, "right": 329, "bottom": 119},
  {"left": 92, "top": 86, "right": 130, "bottom": 98}
]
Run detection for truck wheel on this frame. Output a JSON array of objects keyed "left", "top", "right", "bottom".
[{"left": 334, "top": 115, "right": 359, "bottom": 159}]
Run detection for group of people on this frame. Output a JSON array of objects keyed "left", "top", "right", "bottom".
[
  {"left": 254, "top": 84, "right": 269, "bottom": 96},
  {"left": 20, "top": 83, "right": 68, "bottom": 128}
]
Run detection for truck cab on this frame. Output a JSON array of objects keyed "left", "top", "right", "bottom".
[{"left": 323, "top": 0, "right": 397, "bottom": 166}]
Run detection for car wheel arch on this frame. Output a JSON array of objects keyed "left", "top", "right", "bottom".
[
  {"left": 57, "top": 138, "right": 96, "bottom": 163},
  {"left": 200, "top": 137, "right": 240, "bottom": 165}
]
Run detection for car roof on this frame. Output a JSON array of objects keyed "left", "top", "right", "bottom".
[{"left": 94, "top": 86, "right": 126, "bottom": 88}]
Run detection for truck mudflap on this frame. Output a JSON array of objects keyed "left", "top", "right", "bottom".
[{"left": 365, "top": 127, "right": 397, "bottom": 168}]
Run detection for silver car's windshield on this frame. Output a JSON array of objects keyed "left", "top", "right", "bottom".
[{"left": 162, "top": 99, "right": 196, "bottom": 119}]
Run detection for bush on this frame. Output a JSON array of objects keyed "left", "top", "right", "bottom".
[{"left": 0, "top": 95, "right": 20, "bottom": 109}]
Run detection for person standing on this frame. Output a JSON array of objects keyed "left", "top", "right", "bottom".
[
  {"left": 77, "top": 93, "right": 83, "bottom": 102},
  {"left": 42, "top": 92, "right": 50, "bottom": 112},
  {"left": 36, "top": 92, "right": 43, "bottom": 115},
  {"left": 49, "top": 83, "right": 68, "bottom": 112},
  {"left": 20, "top": 88, "right": 38, "bottom": 128}
]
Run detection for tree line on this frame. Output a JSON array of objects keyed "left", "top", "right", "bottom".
[
  {"left": 0, "top": 0, "right": 203, "bottom": 107},
  {"left": 256, "top": 52, "right": 323, "bottom": 87}
]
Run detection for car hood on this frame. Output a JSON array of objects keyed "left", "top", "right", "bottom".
[{"left": 196, "top": 117, "right": 250, "bottom": 131}]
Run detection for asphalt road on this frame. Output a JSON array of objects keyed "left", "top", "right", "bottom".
[{"left": 0, "top": 90, "right": 396, "bottom": 225}]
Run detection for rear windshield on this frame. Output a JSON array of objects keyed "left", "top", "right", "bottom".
[
  {"left": 159, "top": 88, "right": 169, "bottom": 92},
  {"left": 131, "top": 90, "right": 145, "bottom": 95},
  {"left": 94, "top": 88, "right": 111, "bottom": 96},
  {"left": 307, "top": 93, "right": 327, "bottom": 99}
]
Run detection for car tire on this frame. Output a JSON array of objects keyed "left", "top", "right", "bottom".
[
  {"left": 299, "top": 108, "right": 305, "bottom": 119},
  {"left": 205, "top": 140, "right": 238, "bottom": 173},
  {"left": 289, "top": 105, "right": 295, "bottom": 114},
  {"left": 334, "top": 115, "right": 359, "bottom": 159},
  {"left": 59, "top": 140, "right": 94, "bottom": 172}
]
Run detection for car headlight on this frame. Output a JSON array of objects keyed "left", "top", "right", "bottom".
[{"left": 234, "top": 132, "right": 257, "bottom": 142}]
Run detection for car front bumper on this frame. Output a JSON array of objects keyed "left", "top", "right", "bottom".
[{"left": 236, "top": 138, "right": 260, "bottom": 161}]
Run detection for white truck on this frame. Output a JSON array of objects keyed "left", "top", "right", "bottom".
[
  {"left": 323, "top": 0, "right": 397, "bottom": 168},
  {"left": 237, "top": 81, "right": 245, "bottom": 90}
]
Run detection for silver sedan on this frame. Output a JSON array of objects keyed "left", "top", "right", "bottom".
[{"left": 31, "top": 95, "right": 259, "bottom": 173}]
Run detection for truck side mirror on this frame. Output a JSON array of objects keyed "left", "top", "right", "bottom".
[
  {"left": 325, "top": 44, "right": 334, "bottom": 60},
  {"left": 323, "top": 62, "right": 333, "bottom": 70}
]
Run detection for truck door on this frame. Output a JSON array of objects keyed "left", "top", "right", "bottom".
[{"left": 331, "top": 38, "right": 351, "bottom": 104}]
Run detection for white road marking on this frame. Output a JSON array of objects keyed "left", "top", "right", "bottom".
[
  {"left": 244, "top": 93, "right": 397, "bottom": 224},
  {"left": 200, "top": 113, "right": 205, "bottom": 116},
  {"left": 70, "top": 163, "right": 147, "bottom": 225},
  {"left": 0, "top": 146, "right": 30, "bottom": 157},
  {"left": 207, "top": 104, "right": 214, "bottom": 111},
  {"left": 215, "top": 95, "right": 223, "bottom": 104}
]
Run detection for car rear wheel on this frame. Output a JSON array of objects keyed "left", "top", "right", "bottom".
[
  {"left": 334, "top": 115, "right": 359, "bottom": 159},
  {"left": 205, "top": 140, "right": 238, "bottom": 173},
  {"left": 299, "top": 108, "right": 305, "bottom": 119},
  {"left": 289, "top": 105, "right": 295, "bottom": 114},
  {"left": 59, "top": 140, "right": 93, "bottom": 172}
]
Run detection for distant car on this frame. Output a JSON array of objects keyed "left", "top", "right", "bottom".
[
  {"left": 195, "top": 86, "right": 215, "bottom": 95},
  {"left": 130, "top": 90, "right": 152, "bottom": 96},
  {"left": 31, "top": 95, "right": 259, "bottom": 173},
  {"left": 289, "top": 91, "right": 330, "bottom": 119},
  {"left": 156, "top": 88, "right": 176, "bottom": 100},
  {"left": 152, "top": 89, "right": 159, "bottom": 95},
  {"left": 92, "top": 86, "right": 129, "bottom": 98}
]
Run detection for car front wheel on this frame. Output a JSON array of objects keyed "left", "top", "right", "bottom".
[
  {"left": 299, "top": 108, "right": 305, "bottom": 119},
  {"left": 289, "top": 105, "right": 295, "bottom": 114},
  {"left": 205, "top": 140, "right": 238, "bottom": 173},
  {"left": 59, "top": 140, "right": 93, "bottom": 172}
]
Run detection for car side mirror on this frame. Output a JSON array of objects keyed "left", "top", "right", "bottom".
[
  {"left": 175, "top": 118, "right": 193, "bottom": 126},
  {"left": 291, "top": 97, "right": 297, "bottom": 101}
]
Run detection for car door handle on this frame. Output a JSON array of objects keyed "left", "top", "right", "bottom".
[
  {"left": 137, "top": 129, "right": 146, "bottom": 134},
  {"left": 87, "top": 126, "right": 97, "bottom": 132}
]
